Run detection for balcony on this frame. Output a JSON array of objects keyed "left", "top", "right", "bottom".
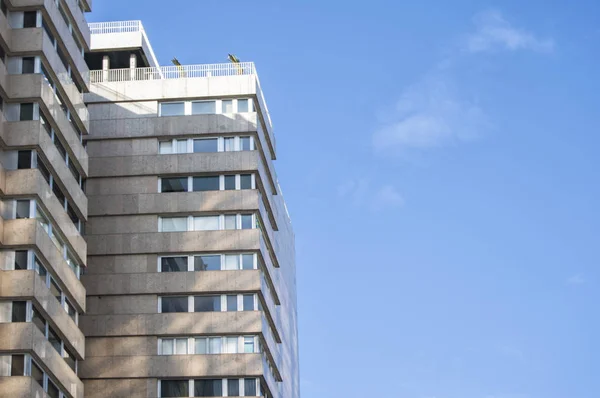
[{"left": 87, "top": 62, "right": 276, "bottom": 160}]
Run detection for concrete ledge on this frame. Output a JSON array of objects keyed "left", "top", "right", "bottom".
[
  {"left": 0, "top": 323, "right": 83, "bottom": 398},
  {"left": 0, "top": 376, "right": 48, "bottom": 398},
  {"left": 0, "top": 270, "right": 85, "bottom": 359},
  {"left": 0, "top": 219, "right": 86, "bottom": 310}
]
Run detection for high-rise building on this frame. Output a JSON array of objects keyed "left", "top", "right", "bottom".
[
  {"left": 0, "top": 6, "right": 299, "bottom": 398},
  {"left": 0, "top": 0, "right": 91, "bottom": 397}
]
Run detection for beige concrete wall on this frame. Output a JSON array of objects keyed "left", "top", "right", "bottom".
[
  {"left": 0, "top": 323, "right": 83, "bottom": 398},
  {"left": 0, "top": 219, "right": 86, "bottom": 310},
  {"left": 85, "top": 336, "right": 156, "bottom": 357},
  {"left": 0, "top": 376, "right": 49, "bottom": 398},
  {"left": 0, "top": 270, "right": 85, "bottom": 358},
  {"left": 81, "top": 379, "right": 154, "bottom": 398}
]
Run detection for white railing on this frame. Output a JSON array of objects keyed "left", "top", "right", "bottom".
[
  {"left": 89, "top": 62, "right": 256, "bottom": 83},
  {"left": 88, "top": 20, "right": 142, "bottom": 35}
]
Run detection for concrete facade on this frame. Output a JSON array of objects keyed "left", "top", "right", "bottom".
[
  {"left": 0, "top": 0, "right": 90, "bottom": 397},
  {"left": 0, "top": 7, "right": 299, "bottom": 398}
]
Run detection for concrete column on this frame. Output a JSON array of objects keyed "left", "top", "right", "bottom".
[
  {"left": 129, "top": 54, "right": 137, "bottom": 80},
  {"left": 102, "top": 55, "right": 109, "bottom": 81}
]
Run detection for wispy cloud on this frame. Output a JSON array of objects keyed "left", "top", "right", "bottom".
[
  {"left": 373, "top": 75, "right": 488, "bottom": 154},
  {"left": 467, "top": 10, "right": 554, "bottom": 53},
  {"left": 566, "top": 273, "right": 585, "bottom": 285},
  {"left": 337, "top": 179, "right": 404, "bottom": 211}
]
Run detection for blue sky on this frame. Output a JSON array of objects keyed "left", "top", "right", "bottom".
[{"left": 90, "top": 1, "right": 600, "bottom": 397}]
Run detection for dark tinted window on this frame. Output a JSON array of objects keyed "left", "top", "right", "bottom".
[
  {"left": 22, "top": 57, "right": 35, "bottom": 73},
  {"left": 10, "top": 355, "right": 25, "bottom": 376},
  {"left": 67, "top": 204, "right": 79, "bottom": 227},
  {"left": 53, "top": 182, "right": 66, "bottom": 206},
  {"left": 19, "top": 103, "right": 34, "bottom": 120},
  {"left": 64, "top": 346, "right": 76, "bottom": 371},
  {"left": 31, "top": 306, "right": 46, "bottom": 334},
  {"left": 0, "top": 0, "right": 7, "bottom": 16},
  {"left": 193, "top": 138, "right": 218, "bottom": 153},
  {"left": 244, "top": 378, "right": 257, "bottom": 396},
  {"left": 161, "top": 257, "right": 188, "bottom": 272},
  {"left": 224, "top": 175, "right": 236, "bottom": 190},
  {"left": 50, "top": 279, "right": 62, "bottom": 302},
  {"left": 194, "top": 379, "right": 222, "bottom": 397},
  {"left": 17, "top": 150, "right": 32, "bottom": 169},
  {"left": 48, "top": 326, "right": 61, "bottom": 353},
  {"left": 194, "top": 296, "right": 221, "bottom": 312},
  {"left": 11, "top": 301, "right": 27, "bottom": 322},
  {"left": 54, "top": 136, "right": 67, "bottom": 159},
  {"left": 192, "top": 176, "right": 219, "bottom": 191},
  {"left": 16, "top": 200, "right": 30, "bottom": 219},
  {"left": 161, "top": 380, "right": 188, "bottom": 397},
  {"left": 15, "top": 251, "right": 28, "bottom": 270},
  {"left": 161, "top": 177, "right": 188, "bottom": 193},
  {"left": 69, "top": 161, "right": 80, "bottom": 182},
  {"left": 161, "top": 296, "right": 188, "bottom": 313},
  {"left": 194, "top": 255, "right": 220, "bottom": 271},
  {"left": 37, "top": 157, "right": 51, "bottom": 184},
  {"left": 42, "top": 18, "right": 55, "bottom": 44},
  {"left": 31, "top": 361, "right": 44, "bottom": 387},
  {"left": 227, "top": 379, "right": 240, "bottom": 396},
  {"left": 240, "top": 174, "right": 252, "bottom": 189},
  {"left": 243, "top": 294, "right": 254, "bottom": 311},
  {"left": 23, "top": 11, "right": 37, "bottom": 28},
  {"left": 47, "top": 380, "right": 60, "bottom": 398}
]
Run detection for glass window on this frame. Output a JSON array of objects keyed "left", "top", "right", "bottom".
[
  {"left": 222, "top": 100, "right": 233, "bottom": 113},
  {"left": 193, "top": 138, "right": 218, "bottom": 153},
  {"left": 192, "top": 176, "right": 220, "bottom": 191},
  {"left": 159, "top": 141, "right": 172, "bottom": 154},
  {"left": 224, "top": 215, "right": 237, "bottom": 230},
  {"left": 161, "top": 257, "right": 188, "bottom": 272},
  {"left": 10, "top": 355, "right": 25, "bottom": 376},
  {"left": 47, "top": 380, "right": 60, "bottom": 398},
  {"left": 240, "top": 136, "right": 251, "bottom": 151},
  {"left": 65, "top": 299, "right": 77, "bottom": 323},
  {"left": 176, "top": 338, "right": 187, "bottom": 355},
  {"left": 224, "top": 137, "right": 235, "bottom": 152},
  {"left": 223, "top": 255, "right": 239, "bottom": 271},
  {"left": 52, "top": 183, "right": 66, "bottom": 207},
  {"left": 243, "top": 294, "right": 255, "bottom": 311},
  {"left": 160, "top": 102, "right": 185, "bottom": 116},
  {"left": 228, "top": 379, "right": 240, "bottom": 396},
  {"left": 31, "top": 306, "right": 45, "bottom": 334},
  {"left": 227, "top": 295, "right": 237, "bottom": 312},
  {"left": 161, "top": 177, "right": 188, "bottom": 193},
  {"left": 67, "top": 204, "right": 80, "bottom": 230},
  {"left": 42, "top": 18, "right": 55, "bottom": 44},
  {"left": 15, "top": 251, "right": 28, "bottom": 270},
  {"left": 54, "top": 137, "right": 67, "bottom": 160},
  {"left": 11, "top": 301, "right": 27, "bottom": 322},
  {"left": 37, "top": 157, "right": 51, "bottom": 184},
  {"left": 31, "top": 360, "right": 44, "bottom": 388},
  {"left": 194, "top": 379, "right": 222, "bottom": 397},
  {"left": 161, "top": 217, "right": 188, "bottom": 232},
  {"left": 238, "top": 99, "right": 249, "bottom": 113},
  {"left": 194, "top": 296, "right": 220, "bottom": 312},
  {"left": 22, "top": 57, "right": 35, "bottom": 74},
  {"left": 23, "top": 11, "right": 37, "bottom": 28},
  {"left": 16, "top": 200, "right": 30, "bottom": 219},
  {"left": 224, "top": 337, "right": 238, "bottom": 353},
  {"left": 241, "top": 214, "right": 253, "bottom": 229},
  {"left": 161, "top": 296, "right": 188, "bottom": 313},
  {"left": 176, "top": 139, "right": 187, "bottom": 153},
  {"left": 161, "top": 339, "right": 173, "bottom": 355},
  {"left": 209, "top": 337, "right": 221, "bottom": 354},
  {"left": 244, "top": 337, "right": 255, "bottom": 353},
  {"left": 242, "top": 254, "right": 254, "bottom": 270},
  {"left": 17, "top": 150, "right": 32, "bottom": 169},
  {"left": 195, "top": 337, "right": 207, "bottom": 354},
  {"left": 34, "top": 256, "right": 47, "bottom": 278},
  {"left": 224, "top": 175, "right": 236, "bottom": 190},
  {"left": 193, "top": 216, "right": 219, "bottom": 231},
  {"left": 64, "top": 346, "right": 76, "bottom": 371},
  {"left": 161, "top": 380, "right": 189, "bottom": 398},
  {"left": 240, "top": 174, "right": 252, "bottom": 190},
  {"left": 50, "top": 279, "right": 62, "bottom": 303},
  {"left": 20, "top": 103, "right": 34, "bottom": 120},
  {"left": 244, "top": 378, "right": 257, "bottom": 396},
  {"left": 194, "top": 255, "right": 220, "bottom": 271},
  {"left": 48, "top": 326, "right": 61, "bottom": 353},
  {"left": 69, "top": 161, "right": 80, "bottom": 183},
  {"left": 191, "top": 101, "right": 216, "bottom": 115}
]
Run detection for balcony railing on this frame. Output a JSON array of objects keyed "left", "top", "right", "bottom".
[
  {"left": 89, "top": 62, "right": 256, "bottom": 83},
  {"left": 88, "top": 20, "right": 142, "bottom": 34}
]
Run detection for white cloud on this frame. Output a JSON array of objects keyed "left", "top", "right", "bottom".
[
  {"left": 467, "top": 10, "right": 554, "bottom": 53},
  {"left": 373, "top": 75, "right": 488, "bottom": 153},
  {"left": 566, "top": 273, "right": 585, "bottom": 285},
  {"left": 337, "top": 179, "right": 404, "bottom": 211}
]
